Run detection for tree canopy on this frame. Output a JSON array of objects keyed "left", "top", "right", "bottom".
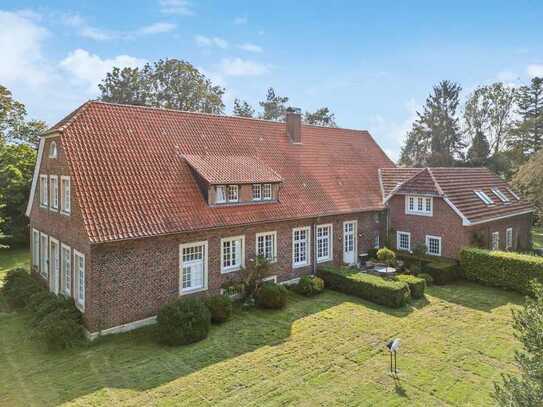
[
  {"left": 259, "top": 87, "right": 289, "bottom": 121},
  {"left": 304, "top": 107, "right": 336, "bottom": 127},
  {"left": 233, "top": 98, "right": 255, "bottom": 118}
]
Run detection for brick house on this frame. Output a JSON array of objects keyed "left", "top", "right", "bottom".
[{"left": 26, "top": 101, "right": 534, "bottom": 337}]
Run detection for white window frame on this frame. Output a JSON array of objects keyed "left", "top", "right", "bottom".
[
  {"left": 474, "top": 190, "right": 494, "bottom": 205},
  {"left": 425, "top": 235, "right": 442, "bottom": 256},
  {"left": 48, "top": 140, "right": 57, "bottom": 159},
  {"left": 491, "top": 232, "right": 500, "bottom": 250},
  {"left": 507, "top": 188, "right": 520, "bottom": 201},
  {"left": 397, "top": 231, "right": 411, "bottom": 252},
  {"left": 405, "top": 195, "right": 432, "bottom": 216},
  {"left": 373, "top": 231, "right": 380, "bottom": 249},
  {"left": 179, "top": 241, "right": 208, "bottom": 294},
  {"left": 49, "top": 237, "right": 60, "bottom": 294},
  {"left": 262, "top": 183, "right": 272, "bottom": 200},
  {"left": 74, "top": 250, "right": 85, "bottom": 311},
  {"left": 252, "top": 184, "right": 262, "bottom": 201},
  {"left": 492, "top": 188, "right": 509, "bottom": 202},
  {"left": 61, "top": 243, "right": 72, "bottom": 296},
  {"left": 292, "top": 226, "right": 311, "bottom": 268},
  {"left": 32, "top": 228, "right": 40, "bottom": 269},
  {"left": 220, "top": 235, "right": 245, "bottom": 273},
  {"left": 39, "top": 174, "right": 48, "bottom": 208},
  {"left": 316, "top": 224, "right": 333, "bottom": 263},
  {"left": 39, "top": 232, "right": 48, "bottom": 278},
  {"left": 49, "top": 175, "right": 59, "bottom": 212},
  {"left": 227, "top": 185, "right": 239, "bottom": 203},
  {"left": 255, "top": 231, "right": 277, "bottom": 263},
  {"left": 60, "top": 175, "right": 71, "bottom": 215},
  {"left": 216, "top": 185, "right": 226, "bottom": 204},
  {"left": 506, "top": 227, "right": 513, "bottom": 250}
]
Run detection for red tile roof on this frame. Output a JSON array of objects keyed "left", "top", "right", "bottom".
[
  {"left": 380, "top": 167, "right": 534, "bottom": 224},
  {"left": 51, "top": 101, "right": 395, "bottom": 243},
  {"left": 183, "top": 154, "right": 282, "bottom": 184}
]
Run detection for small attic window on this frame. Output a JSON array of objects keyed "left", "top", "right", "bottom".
[
  {"left": 49, "top": 141, "right": 57, "bottom": 159},
  {"left": 474, "top": 190, "right": 494, "bottom": 205},
  {"left": 507, "top": 188, "right": 520, "bottom": 201},
  {"left": 491, "top": 188, "right": 509, "bottom": 202}
]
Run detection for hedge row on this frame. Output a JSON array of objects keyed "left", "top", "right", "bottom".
[
  {"left": 460, "top": 248, "right": 543, "bottom": 294},
  {"left": 317, "top": 266, "right": 411, "bottom": 308},
  {"left": 424, "top": 262, "right": 461, "bottom": 285},
  {"left": 397, "top": 274, "right": 426, "bottom": 299}
]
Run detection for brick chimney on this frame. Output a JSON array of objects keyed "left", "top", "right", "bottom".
[{"left": 286, "top": 107, "right": 302, "bottom": 144}]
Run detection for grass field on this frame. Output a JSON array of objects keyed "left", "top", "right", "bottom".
[
  {"left": 0, "top": 246, "right": 30, "bottom": 286},
  {"left": 0, "top": 249, "right": 523, "bottom": 406},
  {"left": 533, "top": 226, "right": 543, "bottom": 249}
]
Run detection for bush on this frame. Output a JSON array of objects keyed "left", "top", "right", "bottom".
[
  {"left": 317, "top": 266, "right": 411, "bottom": 308},
  {"left": 377, "top": 247, "right": 395, "bottom": 265},
  {"left": 424, "top": 261, "right": 461, "bottom": 285},
  {"left": 204, "top": 295, "right": 233, "bottom": 323},
  {"left": 397, "top": 274, "right": 426, "bottom": 299},
  {"left": 26, "top": 291, "right": 56, "bottom": 313},
  {"left": 1, "top": 268, "right": 41, "bottom": 309},
  {"left": 293, "top": 275, "right": 324, "bottom": 296},
  {"left": 31, "top": 295, "right": 81, "bottom": 327},
  {"left": 460, "top": 248, "right": 543, "bottom": 294},
  {"left": 255, "top": 282, "right": 288, "bottom": 309},
  {"left": 31, "top": 308, "right": 84, "bottom": 350},
  {"left": 367, "top": 248, "right": 378, "bottom": 259},
  {"left": 156, "top": 298, "right": 211, "bottom": 346},
  {"left": 417, "top": 273, "right": 434, "bottom": 286}
]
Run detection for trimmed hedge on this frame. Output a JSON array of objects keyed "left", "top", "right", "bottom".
[
  {"left": 204, "top": 295, "right": 233, "bottom": 323},
  {"left": 156, "top": 298, "right": 211, "bottom": 346},
  {"left": 423, "top": 261, "right": 461, "bottom": 285},
  {"left": 417, "top": 273, "right": 434, "bottom": 286},
  {"left": 293, "top": 275, "right": 324, "bottom": 297},
  {"left": 460, "top": 248, "right": 543, "bottom": 294},
  {"left": 255, "top": 282, "right": 288, "bottom": 309},
  {"left": 397, "top": 274, "right": 426, "bottom": 299},
  {"left": 317, "top": 266, "right": 411, "bottom": 308}
]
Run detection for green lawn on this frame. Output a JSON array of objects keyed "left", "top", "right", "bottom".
[
  {"left": 533, "top": 226, "right": 543, "bottom": 249},
  {"left": 0, "top": 249, "right": 523, "bottom": 406},
  {"left": 0, "top": 246, "right": 30, "bottom": 286}
]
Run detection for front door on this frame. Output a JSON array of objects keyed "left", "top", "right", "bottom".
[
  {"left": 343, "top": 221, "right": 357, "bottom": 265},
  {"left": 49, "top": 239, "right": 60, "bottom": 294}
]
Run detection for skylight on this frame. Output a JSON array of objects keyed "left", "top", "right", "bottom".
[
  {"left": 474, "top": 190, "right": 494, "bottom": 205},
  {"left": 491, "top": 188, "right": 509, "bottom": 202},
  {"left": 507, "top": 188, "right": 520, "bottom": 201}
]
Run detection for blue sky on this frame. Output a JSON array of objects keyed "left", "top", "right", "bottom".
[{"left": 1, "top": 1, "right": 542, "bottom": 160}]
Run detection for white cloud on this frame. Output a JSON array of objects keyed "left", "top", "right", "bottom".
[
  {"left": 527, "top": 64, "right": 543, "bottom": 78},
  {"left": 234, "top": 16, "right": 247, "bottom": 24},
  {"left": 159, "top": 0, "right": 194, "bottom": 15},
  {"left": 195, "top": 35, "right": 228, "bottom": 49},
  {"left": 238, "top": 43, "right": 263, "bottom": 53},
  {"left": 60, "top": 49, "right": 146, "bottom": 93},
  {"left": 219, "top": 58, "right": 269, "bottom": 77},
  {"left": 139, "top": 22, "right": 176, "bottom": 34}
]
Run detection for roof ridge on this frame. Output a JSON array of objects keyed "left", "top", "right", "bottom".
[
  {"left": 426, "top": 167, "right": 444, "bottom": 196},
  {"left": 43, "top": 100, "right": 94, "bottom": 136}
]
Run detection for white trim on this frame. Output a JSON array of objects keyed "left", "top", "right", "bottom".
[
  {"left": 74, "top": 250, "right": 85, "bottom": 312},
  {"left": 252, "top": 184, "right": 262, "bottom": 201},
  {"left": 397, "top": 231, "right": 411, "bottom": 251},
  {"left": 26, "top": 137, "right": 45, "bottom": 216},
  {"left": 463, "top": 209, "right": 535, "bottom": 226},
  {"left": 491, "top": 231, "right": 500, "bottom": 250},
  {"left": 220, "top": 235, "right": 245, "bottom": 273},
  {"left": 474, "top": 190, "right": 494, "bottom": 205},
  {"left": 215, "top": 185, "right": 226, "bottom": 204},
  {"left": 39, "top": 174, "right": 48, "bottom": 208},
  {"left": 279, "top": 277, "right": 301, "bottom": 286},
  {"left": 492, "top": 188, "right": 509, "bottom": 203},
  {"left": 507, "top": 188, "right": 520, "bottom": 201},
  {"left": 425, "top": 235, "right": 442, "bottom": 256},
  {"left": 506, "top": 227, "right": 513, "bottom": 250},
  {"left": 49, "top": 175, "right": 59, "bottom": 212},
  {"left": 60, "top": 175, "right": 71, "bottom": 215},
  {"left": 49, "top": 237, "right": 60, "bottom": 294},
  {"left": 405, "top": 195, "right": 433, "bottom": 216},
  {"left": 85, "top": 316, "right": 158, "bottom": 341},
  {"left": 179, "top": 240, "right": 208, "bottom": 295},
  {"left": 60, "top": 243, "right": 72, "bottom": 296},
  {"left": 316, "top": 223, "right": 333, "bottom": 263},
  {"left": 262, "top": 183, "right": 272, "bottom": 200},
  {"left": 32, "top": 228, "right": 40, "bottom": 269},
  {"left": 48, "top": 140, "right": 57, "bottom": 159},
  {"left": 342, "top": 220, "right": 358, "bottom": 265},
  {"left": 292, "top": 226, "right": 311, "bottom": 268},
  {"left": 227, "top": 185, "right": 239, "bottom": 202},
  {"left": 261, "top": 275, "right": 277, "bottom": 283},
  {"left": 39, "top": 232, "right": 48, "bottom": 279},
  {"left": 255, "top": 231, "right": 277, "bottom": 263}
]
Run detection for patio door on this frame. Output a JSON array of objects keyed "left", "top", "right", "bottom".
[
  {"left": 343, "top": 221, "right": 357, "bottom": 265},
  {"left": 49, "top": 238, "right": 60, "bottom": 294}
]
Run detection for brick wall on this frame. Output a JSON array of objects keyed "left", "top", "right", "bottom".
[{"left": 466, "top": 213, "right": 533, "bottom": 251}]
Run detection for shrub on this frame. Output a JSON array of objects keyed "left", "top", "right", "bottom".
[
  {"left": 367, "top": 248, "right": 378, "bottom": 259},
  {"left": 460, "top": 248, "right": 543, "bottom": 294},
  {"left": 424, "top": 261, "right": 461, "bottom": 285},
  {"left": 1, "top": 268, "right": 41, "bottom": 309},
  {"left": 156, "top": 298, "right": 211, "bottom": 346},
  {"left": 417, "top": 273, "right": 434, "bottom": 286},
  {"left": 204, "top": 295, "right": 233, "bottom": 323},
  {"left": 26, "top": 291, "right": 56, "bottom": 313},
  {"left": 31, "top": 308, "right": 83, "bottom": 351},
  {"left": 293, "top": 275, "right": 324, "bottom": 296},
  {"left": 377, "top": 247, "right": 395, "bottom": 266},
  {"left": 397, "top": 274, "right": 426, "bottom": 299},
  {"left": 31, "top": 295, "right": 81, "bottom": 327},
  {"left": 317, "top": 266, "right": 411, "bottom": 308},
  {"left": 255, "top": 282, "right": 288, "bottom": 309}
]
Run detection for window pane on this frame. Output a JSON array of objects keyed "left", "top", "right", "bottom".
[{"left": 252, "top": 184, "right": 261, "bottom": 200}]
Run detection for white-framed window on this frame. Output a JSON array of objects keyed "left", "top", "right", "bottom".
[
  {"left": 256, "top": 231, "right": 277, "bottom": 263},
  {"left": 426, "top": 235, "right": 442, "bottom": 256},
  {"left": 39, "top": 233, "right": 48, "bottom": 278},
  {"left": 49, "top": 175, "right": 59, "bottom": 211},
  {"left": 506, "top": 227, "right": 513, "bottom": 250},
  {"left": 39, "top": 175, "right": 48, "bottom": 207},
  {"left": 474, "top": 190, "right": 494, "bottom": 205},
  {"left": 316, "top": 224, "right": 333, "bottom": 263},
  {"left": 49, "top": 140, "right": 57, "bottom": 159},
  {"left": 293, "top": 226, "right": 311, "bottom": 268},
  {"left": 507, "top": 188, "right": 520, "bottom": 201},
  {"left": 61, "top": 243, "right": 71, "bottom": 296},
  {"left": 74, "top": 250, "right": 85, "bottom": 311},
  {"left": 491, "top": 232, "right": 500, "bottom": 250},
  {"left": 252, "top": 184, "right": 261, "bottom": 201},
  {"left": 492, "top": 188, "right": 509, "bottom": 203},
  {"left": 227, "top": 185, "right": 239, "bottom": 202},
  {"left": 216, "top": 185, "right": 226, "bottom": 204},
  {"left": 373, "top": 231, "right": 380, "bottom": 249},
  {"left": 221, "top": 235, "right": 245, "bottom": 273},
  {"left": 32, "top": 228, "right": 40, "bottom": 269},
  {"left": 262, "top": 183, "right": 272, "bottom": 200},
  {"left": 405, "top": 195, "right": 432, "bottom": 216},
  {"left": 60, "top": 176, "right": 71, "bottom": 214},
  {"left": 180, "top": 241, "right": 208, "bottom": 294},
  {"left": 397, "top": 231, "right": 411, "bottom": 251},
  {"left": 49, "top": 237, "right": 60, "bottom": 294}
]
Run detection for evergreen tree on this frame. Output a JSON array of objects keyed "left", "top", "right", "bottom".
[
  {"left": 233, "top": 98, "right": 255, "bottom": 118},
  {"left": 466, "top": 131, "right": 490, "bottom": 166},
  {"left": 303, "top": 107, "right": 336, "bottom": 127},
  {"left": 259, "top": 88, "right": 289, "bottom": 121}
]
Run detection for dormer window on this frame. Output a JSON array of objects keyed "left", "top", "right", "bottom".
[
  {"left": 49, "top": 141, "right": 57, "bottom": 159},
  {"left": 405, "top": 195, "right": 432, "bottom": 216},
  {"left": 492, "top": 188, "right": 509, "bottom": 202},
  {"left": 474, "top": 190, "right": 494, "bottom": 205},
  {"left": 252, "top": 184, "right": 261, "bottom": 201},
  {"left": 262, "top": 184, "right": 272, "bottom": 200},
  {"left": 216, "top": 186, "right": 226, "bottom": 203},
  {"left": 227, "top": 185, "right": 239, "bottom": 202}
]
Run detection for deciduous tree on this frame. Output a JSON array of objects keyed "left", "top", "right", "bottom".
[{"left": 512, "top": 148, "right": 543, "bottom": 224}]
